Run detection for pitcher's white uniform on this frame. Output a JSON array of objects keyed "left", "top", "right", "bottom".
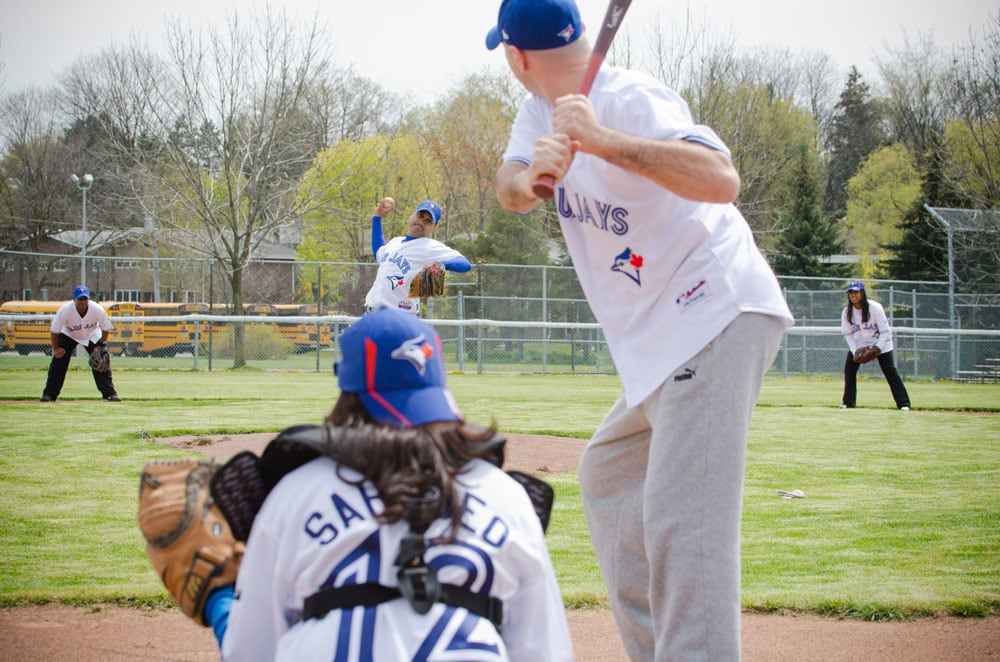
[
  {"left": 364, "top": 233, "right": 467, "bottom": 315},
  {"left": 222, "top": 456, "right": 572, "bottom": 661}
]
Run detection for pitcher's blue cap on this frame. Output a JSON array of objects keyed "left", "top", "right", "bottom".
[
  {"left": 73, "top": 285, "right": 91, "bottom": 299},
  {"left": 486, "top": 0, "right": 583, "bottom": 51},
  {"left": 336, "top": 307, "right": 462, "bottom": 428},
  {"left": 847, "top": 280, "right": 865, "bottom": 292},
  {"left": 415, "top": 200, "right": 442, "bottom": 224}
]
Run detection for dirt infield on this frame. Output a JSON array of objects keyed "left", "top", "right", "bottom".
[{"left": 2, "top": 432, "right": 997, "bottom": 661}]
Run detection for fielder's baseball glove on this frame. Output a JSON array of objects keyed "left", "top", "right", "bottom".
[
  {"left": 89, "top": 344, "right": 111, "bottom": 373},
  {"left": 138, "top": 459, "right": 245, "bottom": 626},
  {"left": 409, "top": 262, "right": 446, "bottom": 298},
  {"left": 853, "top": 345, "right": 881, "bottom": 364}
]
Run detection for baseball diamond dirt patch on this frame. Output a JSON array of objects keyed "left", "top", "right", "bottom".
[{"left": 2, "top": 432, "right": 997, "bottom": 662}]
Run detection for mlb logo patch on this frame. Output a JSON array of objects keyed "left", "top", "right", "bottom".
[{"left": 675, "top": 279, "right": 710, "bottom": 311}]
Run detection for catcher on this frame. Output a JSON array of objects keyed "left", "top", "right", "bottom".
[
  {"left": 840, "top": 280, "right": 911, "bottom": 410},
  {"left": 39, "top": 284, "right": 121, "bottom": 402},
  {"left": 362, "top": 196, "right": 471, "bottom": 316},
  {"left": 138, "top": 307, "right": 572, "bottom": 660}
]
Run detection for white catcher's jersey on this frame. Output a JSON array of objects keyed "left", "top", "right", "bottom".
[
  {"left": 504, "top": 68, "right": 793, "bottom": 406},
  {"left": 221, "top": 456, "right": 572, "bottom": 662},
  {"left": 364, "top": 236, "right": 464, "bottom": 315},
  {"left": 841, "top": 299, "right": 895, "bottom": 354},
  {"left": 49, "top": 300, "right": 113, "bottom": 345}
]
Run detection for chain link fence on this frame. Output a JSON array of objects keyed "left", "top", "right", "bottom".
[{"left": 2, "top": 253, "right": 999, "bottom": 380}]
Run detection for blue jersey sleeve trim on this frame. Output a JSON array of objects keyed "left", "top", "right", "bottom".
[
  {"left": 371, "top": 216, "right": 387, "bottom": 255},
  {"left": 204, "top": 584, "right": 235, "bottom": 647},
  {"left": 442, "top": 256, "right": 472, "bottom": 273}
]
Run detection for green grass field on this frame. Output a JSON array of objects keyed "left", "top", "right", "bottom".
[{"left": 1, "top": 366, "right": 998, "bottom": 620}]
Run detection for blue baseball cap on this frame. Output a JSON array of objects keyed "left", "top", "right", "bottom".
[
  {"left": 415, "top": 200, "right": 442, "bottom": 224},
  {"left": 486, "top": 0, "right": 583, "bottom": 51},
  {"left": 73, "top": 285, "right": 91, "bottom": 299},
  {"left": 847, "top": 280, "right": 865, "bottom": 292},
  {"left": 336, "top": 307, "right": 462, "bottom": 429}
]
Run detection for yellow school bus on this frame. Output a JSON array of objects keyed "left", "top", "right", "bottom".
[
  {"left": 241, "top": 303, "right": 331, "bottom": 353},
  {"left": 272, "top": 304, "right": 332, "bottom": 353},
  {"left": 0, "top": 300, "right": 144, "bottom": 355},
  {"left": 138, "top": 302, "right": 210, "bottom": 356}
]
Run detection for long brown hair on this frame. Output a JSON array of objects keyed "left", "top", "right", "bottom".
[
  {"left": 845, "top": 290, "right": 870, "bottom": 324},
  {"left": 324, "top": 392, "right": 501, "bottom": 538}
]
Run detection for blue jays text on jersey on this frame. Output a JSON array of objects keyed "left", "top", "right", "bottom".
[
  {"left": 557, "top": 189, "right": 629, "bottom": 236},
  {"left": 383, "top": 251, "right": 413, "bottom": 275}
]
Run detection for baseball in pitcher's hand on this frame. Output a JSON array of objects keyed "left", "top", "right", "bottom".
[{"left": 375, "top": 197, "right": 395, "bottom": 217}]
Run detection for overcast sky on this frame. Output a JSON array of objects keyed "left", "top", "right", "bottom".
[{"left": 0, "top": 0, "right": 994, "bottom": 104}]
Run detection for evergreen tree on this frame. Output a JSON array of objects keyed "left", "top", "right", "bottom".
[
  {"left": 882, "top": 136, "right": 964, "bottom": 282},
  {"left": 772, "top": 145, "right": 848, "bottom": 277},
  {"left": 823, "top": 67, "right": 887, "bottom": 217}
]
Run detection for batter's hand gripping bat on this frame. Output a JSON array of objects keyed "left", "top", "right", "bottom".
[{"left": 532, "top": 0, "right": 634, "bottom": 199}]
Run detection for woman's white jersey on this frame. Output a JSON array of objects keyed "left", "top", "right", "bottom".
[{"left": 222, "top": 456, "right": 572, "bottom": 661}]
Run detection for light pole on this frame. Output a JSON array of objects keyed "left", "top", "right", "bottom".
[{"left": 70, "top": 174, "right": 94, "bottom": 286}]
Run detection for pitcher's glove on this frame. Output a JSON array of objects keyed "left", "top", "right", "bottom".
[
  {"left": 853, "top": 345, "right": 881, "bottom": 364},
  {"left": 89, "top": 343, "right": 111, "bottom": 373},
  {"left": 409, "top": 262, "right": 446, "bottom": 298},
  {"left": 138, "top": 459, "right": 245, "bottom": 626}
]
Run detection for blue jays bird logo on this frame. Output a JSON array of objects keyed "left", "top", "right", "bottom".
[
  {"left": 387, "top": 274, "right": 406, "bottom": 290},
  {"left": 557, "top": 24, "right": 575, "bottom": 42},
  {"left": 391, "top": 334, "right": 434, "bottom": 375},
  {"left": 611, "top": 247, "right": 643, "bottom": 285}
]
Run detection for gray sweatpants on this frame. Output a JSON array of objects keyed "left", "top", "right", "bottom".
[{"left": 579, "top": 313, "right": 786, "bottom": 661}]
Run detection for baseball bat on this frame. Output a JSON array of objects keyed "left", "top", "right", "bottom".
[{"left": 532, "top": 0, "right": 634, "bottom": 199}]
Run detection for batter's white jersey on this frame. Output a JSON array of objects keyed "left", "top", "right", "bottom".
[
  {"left": 504, "top": 68, "right": 793, "bottom": 406},
  {"left": 221, "top": 456, "right": 572, "bottom": 661},
  {"left": 49, "top": 300, "right": 113, "bottom": 345},
  {"left": 364, "top": 236, "right": 465, "bottom": 315},
  {"left": 841, "top": 299, "right": 895, "bottom": 354}
]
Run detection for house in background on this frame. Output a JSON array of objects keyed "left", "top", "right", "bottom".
[{"left": 1, "top": 227, "right": 298, "bottom": 305}]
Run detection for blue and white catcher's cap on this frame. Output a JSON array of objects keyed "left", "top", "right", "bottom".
[
  {"left": 73, "top": 285, "right": 91, "bottom": 299},
  {"left": 847, "top": 280, "right": 865, "bottom": 292},
  {"left": 336, "top": 307, "right": 462, "bottom": 428}
]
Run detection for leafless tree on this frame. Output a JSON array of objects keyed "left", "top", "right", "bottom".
[
  {"left": 0, "top": 86, "right": 77, "bottom": 296},
  {"left": 58, "top": 8, "right": 359, "bottom": 365},
  {"left": 943, "top": 11, "right": 1000, "bottom": 211},
  {"left": 875, "top": 31, "right": 951, "bottom": 171}
]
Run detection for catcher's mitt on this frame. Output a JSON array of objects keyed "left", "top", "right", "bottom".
[
  {"left": 853, "top": 345, "right": 881, "bottom": 364},
  {"left": 409, "top": 262, "right": 446, "bottom": 298},
  {"left": 89, "top": 344, "right": 110, "bottom": 373},
  {"left": 138, "top": 459, "right": 245, "bottom": 626}
]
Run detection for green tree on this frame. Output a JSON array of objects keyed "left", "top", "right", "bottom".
[
  {"left": 824, "top": 67, "right": 887, "bottom": 218},
  {"left": 771, "top": 144, "right": 846, "bottom": 277},
  {"left": 845, "top": 144, "right": 922, "bottom": 276},
  {"left": 295, "top": 133, "right": 440, "bottom": 312},
  {"left": 410, "top": 72, "right": 521, "bottom": 245}
]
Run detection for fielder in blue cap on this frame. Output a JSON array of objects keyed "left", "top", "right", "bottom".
[
  {"left": 40, "top": 284, "right": 121, "bottom": 402},
  {"left": 841, "top": 279, "right": 911, "bottom": 410}
]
